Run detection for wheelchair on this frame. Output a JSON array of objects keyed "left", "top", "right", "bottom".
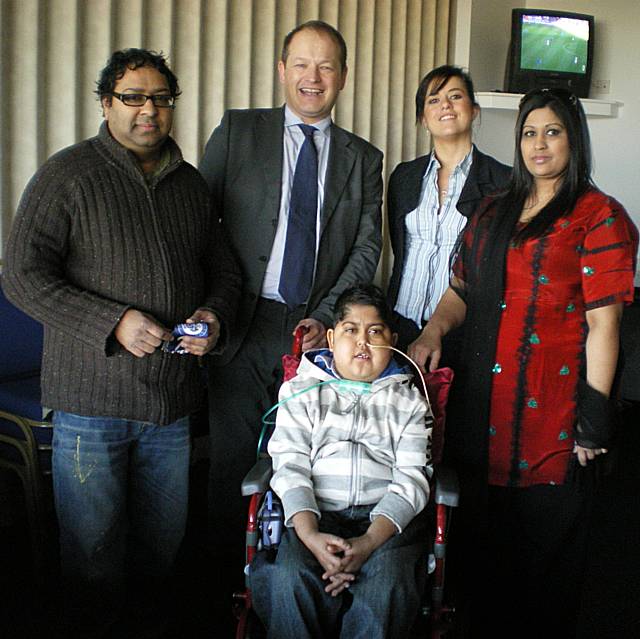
[{"left": 232, "top": 327, "right": 459, "bottom": 638}]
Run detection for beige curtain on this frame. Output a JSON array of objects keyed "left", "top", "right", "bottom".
[{"left": 0, "top": 0, "right": 450, "bottom": 282}]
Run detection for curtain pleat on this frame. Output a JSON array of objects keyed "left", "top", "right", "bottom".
[{"left": 1, "top": 0, "right": 450, "bottom": 283}]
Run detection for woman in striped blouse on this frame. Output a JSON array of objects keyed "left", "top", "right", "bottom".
[{"left": 386, "top": 65, "right": 510, "bottom": 364}]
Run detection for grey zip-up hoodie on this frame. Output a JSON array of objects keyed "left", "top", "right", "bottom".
[{"left": 269, "top": 350, "right": 432, "bottom": 533}]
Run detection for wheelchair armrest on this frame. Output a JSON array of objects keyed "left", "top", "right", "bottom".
[
  {"left": 434, "top": 464, "right": 459, "bottom": 507},
  {"left": 241, "top": 457, "right": 273, "bottom": 496}
]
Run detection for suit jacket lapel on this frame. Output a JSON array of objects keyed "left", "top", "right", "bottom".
[
  {"left": 256, "top": 108, "right": 285, "bottom": 216},
  {"left": 321, "top": 124, "right": 356, "bottom": 234},
  {"left": 397, "top": 155, "right": 430, "bottom": 216}
]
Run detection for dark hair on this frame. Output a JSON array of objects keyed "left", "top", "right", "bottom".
[
  {"left": 95, "top": 48, "right": 181, "bottom": 104},
  {"left": 281, "top": 20, "right": 347, "bottom": 71},
  {"left": 333, "top": 284, "right": 392, "bottom": 327},
  {"left": 415, "top": 65, "right": 477, "bottom": 123},
  {"left": 504, "top": 87, "right": 592, "bottom": 242}
]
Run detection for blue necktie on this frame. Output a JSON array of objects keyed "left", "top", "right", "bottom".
[{"left": 279, "top": 124, "right": 318, "bottom": 308}]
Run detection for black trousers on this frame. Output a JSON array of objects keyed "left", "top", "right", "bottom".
[
  {"left": 207, "top": 298, "right": 306, "bottom": 592},
  {"left": 451, "top": 483, "right": 592, "bottom": 638}
]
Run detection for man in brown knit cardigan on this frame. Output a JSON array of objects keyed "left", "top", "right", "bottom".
[{"left": 2, "top": 49, "right": 240, "bottom": 638}]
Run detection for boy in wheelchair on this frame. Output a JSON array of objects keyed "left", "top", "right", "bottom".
[{"left": 249, "top": 284, "right": 433, "bottom": 638}]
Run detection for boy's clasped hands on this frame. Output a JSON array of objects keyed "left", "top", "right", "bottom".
[{"left": 292, "top": 510, "right": 397, "bottom": 596}]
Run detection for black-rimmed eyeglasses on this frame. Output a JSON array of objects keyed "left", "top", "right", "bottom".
[{"left": 110, "top": 92, "right": 176, "bottom": 108}]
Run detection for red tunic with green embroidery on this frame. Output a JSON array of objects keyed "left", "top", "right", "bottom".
[{"left": 456, "top": 187, "right": 637, "bottom": 487}]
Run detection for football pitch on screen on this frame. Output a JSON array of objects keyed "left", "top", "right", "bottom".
[{"left": 521, "top": 24, "right": 588, "bottom": 74}]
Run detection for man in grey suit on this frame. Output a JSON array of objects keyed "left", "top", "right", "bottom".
[{"left": 199, "top": 20, "right": 383, "bottom": 598}]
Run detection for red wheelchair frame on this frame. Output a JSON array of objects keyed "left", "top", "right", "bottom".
[{"left": 233, "top": 327, "right": 459, "bottom": 638}]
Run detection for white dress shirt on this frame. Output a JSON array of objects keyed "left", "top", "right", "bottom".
[{"left": 261, "top": 106, "right": 332, "bottom": 302}]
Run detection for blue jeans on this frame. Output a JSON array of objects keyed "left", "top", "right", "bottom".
[
  {"left": 249, "top": 506, "right": 428, "bottom": 639},
  {"left": 52, "top": 411, "right": 190, "bottom": 638}
]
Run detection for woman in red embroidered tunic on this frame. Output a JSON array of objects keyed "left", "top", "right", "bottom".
[
  {"left": 478, "top": 182, "right": 635, "bottom": 488},
  {"left": 410, "top": 88, "right": 638, "bottom": 636}
]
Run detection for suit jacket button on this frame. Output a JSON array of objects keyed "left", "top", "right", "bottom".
[{"left": 259, "top": 255, "right": 268, "bottom": 262}]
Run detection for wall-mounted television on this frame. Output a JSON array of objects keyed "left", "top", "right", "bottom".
[{"left": 504, "top": 8, "right": 595, "bottom": 98}]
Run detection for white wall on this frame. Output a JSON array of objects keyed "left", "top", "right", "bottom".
[
  {"left": 466, "top": 0, "right": 640, "bottom": 213},
  {"left": 463, "top": 0, "right": 640, "bottom": 279},
  {"left": 468, "top": 0, "right": 519, "bottom": 92}
]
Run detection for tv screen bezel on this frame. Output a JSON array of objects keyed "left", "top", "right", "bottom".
[{"left": 505, "top": 8, "right": 595, "bottom": 98}]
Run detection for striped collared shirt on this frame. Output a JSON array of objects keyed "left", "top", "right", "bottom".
[{"left": 394, "top": 149, "right": 473, "bottom": 326}]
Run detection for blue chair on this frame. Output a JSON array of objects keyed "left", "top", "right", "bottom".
[{"left": 0, "top": 273, "right": 53, "bottom": 578}]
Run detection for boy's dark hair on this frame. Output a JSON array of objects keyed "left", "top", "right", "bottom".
[
  {"left": 95, "top": 48, "right": 181, "bottom": 104},
  {"left": 281, "top": 20, "right": 347, "bottom": 71},
  {"left": 333, "top": 284, "right": 392, "bottom": 326}
]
